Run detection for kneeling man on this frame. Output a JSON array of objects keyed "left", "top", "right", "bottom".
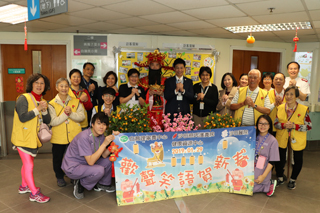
[{"left": 62, "top": 112, "right": 119, "bottom": 199}]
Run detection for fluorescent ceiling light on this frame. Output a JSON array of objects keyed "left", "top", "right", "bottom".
[
  {"left": 225, "top": 22, "right": 312, "bottom": 33},
  {"left": 0, "top": 4, "right": 28, "bottom": 24}
]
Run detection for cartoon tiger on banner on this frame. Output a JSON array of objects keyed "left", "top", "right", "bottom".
[{"left": 146, "top": 142, "right": 166, "bottom": 168}]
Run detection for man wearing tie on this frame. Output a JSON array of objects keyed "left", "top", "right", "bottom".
[{"left": 164, "top": 58, "right": 194, "bottom": 118}]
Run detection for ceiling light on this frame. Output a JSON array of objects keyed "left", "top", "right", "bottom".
[
  {"left": 225, "top": 22, "right": 312, "bottom": 33},
  {"left": 0, "top": 4, "right": 28, "bottom": 24}
]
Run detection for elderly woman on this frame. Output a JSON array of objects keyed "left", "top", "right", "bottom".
[
  {"left": 68, "top": 69, "right": 93, "bottom": 129},
  {"left": 193, "top": 66, "right": 218, "bottom": 129},
  {"left": 119, "top": 68, "right": 146, "bottom": 108},
  {"left": 239, "top": 73, "right": 248, "bottom": 88},
  {"left": 262, "top": 73, "right": 274, "bottom": 92},
  {"left": 274, "top": 86, "right": 312, "bottom": 190},
  {"left": 216, "top": 73, "right": 238, "bottom": 116},
  {"left": 48, "top": 78, "right": 85, "bottom": 187},
  {"left": 11, "top": 73, "right": 51, "bottom": 203},
  {"left": 98, "top": 71, "right": 119, "bottom": 107}
]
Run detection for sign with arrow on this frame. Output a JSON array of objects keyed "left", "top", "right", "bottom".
[
  {"left": 74, "top": 36, "right": 108, "bottom": 56},
  {"left": 28, "top": 0, "right": 68, "bottom": 21}
]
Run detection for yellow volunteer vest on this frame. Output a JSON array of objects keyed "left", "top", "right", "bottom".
[
  {"left": 268, "top": 90, "right": 286, "bottom": 132},
  {"left": 94, "top": 105, "right": 121, "bottom": 115},
  {"left": 276, "top": 104, "right": 308, "bottom": 151},
  {"left": 68, "top": 88, "right": 88, "bottom": 128},
  {"left": 49, "top": 97, "right": 82, "bottom": 144},
  {"left": 234, "top": 86, "right": 268, "bottom": 125},
  {"left": 11, "top": 93, "right": 43, "bottom": 149}
]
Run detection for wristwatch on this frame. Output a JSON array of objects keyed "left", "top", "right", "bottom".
[{"left": 254, "top": 104, "right": 257, "bottom": 109}]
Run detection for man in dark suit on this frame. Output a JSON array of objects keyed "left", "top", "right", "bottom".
[
  {"left": 164, "top": 58, "right": 194, "bottom": 118},
  {"left": 80, "top": 62, "right": 99, "bottom": 127}
]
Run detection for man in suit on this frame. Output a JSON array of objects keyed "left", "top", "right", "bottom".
[
  {"left": 164, "top": 58, "right": 194, "bottom": 118},
  {"left": 80, "top": 62, "right": 99, "bottom": 127}
]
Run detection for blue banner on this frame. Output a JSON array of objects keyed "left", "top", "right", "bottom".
[{"left": 114, "top": 126, "right": 256, "bottom": 206}]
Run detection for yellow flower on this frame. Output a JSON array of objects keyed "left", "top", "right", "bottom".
[
  {"left": 226, "top": 125, "right": 229, "bottom": 128},
  {"left": 197, "top": 184, "right": 202, "bottom": 188}
]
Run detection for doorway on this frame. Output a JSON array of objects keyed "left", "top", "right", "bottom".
[{"left": 232, "top": 50, "right": 281, "bottom": 88}]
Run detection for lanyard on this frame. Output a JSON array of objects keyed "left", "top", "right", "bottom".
[
  {"left": 201, "top": 85, "right": 209, "bottom": 97},
  {"left": 285, "top": 102, "right": 297, "bottom": 120},
  {"left": 255, "top": 133, "right": 269, "bottom": 159},
  {"left": 91, "top": 129, "right": 101, "bottom": 152}
]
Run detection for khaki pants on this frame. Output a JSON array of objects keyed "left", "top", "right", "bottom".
[{"left": 193, "top": 114, "right": 207, "bottom": 130}]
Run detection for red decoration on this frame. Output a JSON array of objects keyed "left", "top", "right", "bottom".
[
  {"left": 15, "top": 77, "right": 24, "bottom": 93},
  {"left": 261, "top": 97, "right": 264, "bottom": 100},
  {"left": 134, "top": 49, "right": 174, "bottom": 71},
  {"left": 109, "top": 154, "right": 117, "bottom": 162},
  {"left": 293, "top": 28, "right": 299, "bottom": 52},
  {"left": 108, "top": 142, "right": 123, "bottom": 161},
  {"left": 298, "top": 114, "right": 301, "bottom": 117},
  {"left": 24, "top": 20, "right": 27, "bottom": 51}
]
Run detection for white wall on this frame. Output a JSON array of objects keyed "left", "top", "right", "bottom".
[{"left": 0, "top": 32, "right": 296, "bottom": 102}]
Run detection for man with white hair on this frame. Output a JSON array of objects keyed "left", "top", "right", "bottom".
[{"left": 230, "top": 69, "right": 273, "bottom": 126}]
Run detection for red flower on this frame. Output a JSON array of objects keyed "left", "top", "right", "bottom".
[
  {"left": 298, "top": 114, "right": 301, "bottom": 117},
  {"left": 261, "top": 97, "right": 264, "bottom": 100},
  {"left": 72, "top": 105, "right": 75, "bottom": 108}
]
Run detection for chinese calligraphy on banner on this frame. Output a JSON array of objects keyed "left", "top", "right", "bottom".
[{"left": 113, "top": 126, "right": 256, "bottom": 206}]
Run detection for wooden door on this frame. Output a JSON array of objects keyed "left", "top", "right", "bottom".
[
  {"left": 232, "top": 50, "right": 280, "bottom": 88},
  {"left": 1, "top": 44, "right": 66, "bottom": 101}
]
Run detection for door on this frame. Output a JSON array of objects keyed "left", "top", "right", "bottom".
[
  {"left": 1, "top": 44, "right": 66, "bottom": 101},
  {"left": 232, "top": 50, "right": 281, "bottom": 88}
]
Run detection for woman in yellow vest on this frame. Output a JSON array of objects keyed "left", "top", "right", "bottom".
[
  {"left": 11, "top": 73, "right": 51, "bottom": 203},
  {"left": 274, "top": 86, "right": 312, "bottom": 190},
  {"left": 68, "top": 69, "right": 93, "bottom": 130},
  {"left": 48, "top": 78, "right": 85, "bottom": 187}
]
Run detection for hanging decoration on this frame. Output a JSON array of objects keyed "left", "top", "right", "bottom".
[
  {"left": 293, "top": 28, "right": 299, "bottom": 52},
  {"left": 24, "top": 20, "right": 27, "bottom": 51},
  {"left": 15, "top": 77, "right": 24, "bottom": 93},
  {"left": 247, "top": 32, "right": 255, "bottom": 44}
]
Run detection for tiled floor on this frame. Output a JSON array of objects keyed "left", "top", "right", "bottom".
[{"left": 0, "top": 151, "right": 319, "bottom": 213}]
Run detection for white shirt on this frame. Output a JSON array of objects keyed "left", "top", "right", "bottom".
[
  {"left": 90, "top": 104, "right": 113, "bottom": 125},
  {"left": 174, "top": 76, "right": 185, "bottom": 95},
  {"left": 231, "top": 87, "right": 273, "bottom": 126},
  {"left": 284, "top": 77, "right": 310, "bottom": 106},
  {"left": 127, "top": 82, "right": 140, "bottom": 108}
]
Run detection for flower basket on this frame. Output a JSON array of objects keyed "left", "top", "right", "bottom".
[
  {"left": 203, "top": 112, "right": 241, "bottom": 129},
  {"left": 109, "top": 104, "right": 152, "bottom": 133},
  {"left": 151, "top": 112, "right": 200, "bottom": 132}
]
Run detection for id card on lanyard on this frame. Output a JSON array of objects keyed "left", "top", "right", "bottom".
[
  {"left": 200, "top": 85, "right": 209, "bottom": 110},
  {"left": 176, "top": 78, "right": 183, "bottom": 101}
]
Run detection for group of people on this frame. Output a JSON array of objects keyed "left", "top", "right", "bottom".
[{"left": 11, "top": 50, "right": 312, "bottom": 203}]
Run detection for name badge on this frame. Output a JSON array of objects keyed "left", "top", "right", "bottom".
[
  {"left": 138, "top": 89, "right": 141, "bottom": 93},
  {"left": 256, "top": 155, "right": 266, "bottom": 169},
  {"left": 200, "top": 102, "right": 204, "bottom": 110},
  {"left": 291, "top": 137, "right": 296, "bottom": 144},
  {"left": 177, "top": 94, "right": 183, "bottom": 101}
]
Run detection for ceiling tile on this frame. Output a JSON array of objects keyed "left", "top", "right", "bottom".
[
  {"left": 27, "top": 20, "right": 68, "bottom": 30},
  {"left": 40, "top": 14, "right": 95, "bottom": 26},
  {"left": 168, "top": 21, "right": 217, "bottom": 30},
  {"left": 153, "top": 0, "right": 228, "bottom": 10},
  {"left": 107, "top": 28, "right": 150, "bottom": 34},
  {"left": 309, "top": 10, "right": 320, "bottom": 21},
  {"left": 236, "top": 0, "right": 304, "bottom": 16},
  {"left": 66, "top": 1, "right": 94, "bottom": 12},
  {"left": 80, "top": 22, "right": 126, "bottom": 31},
  {"left": 69, "top": 8, "right": 130, "bottom": 21},
  {"left": 228, "top": 0, "right": 266, "bottom": 3},
  {"left": 15, "top": 0, "right": 27, "bottom": 6},
  {"left": 73, "top": 0, "right": 129, "bottom": 6},
  {"left": 140, "top": 11, "right": 198, "bottom": 24},
  {"left": 103, "top": 0, "right": 174, "bottom": 16},
  {"left": 136, "top": 24, "right": 181, "bottom": 32},
  {"left": 106, "top": 17, "right": 159, "bottom": 27},
  {"left": 161, "top": 30, "right": 200, "bottom": 36},
  {"left": 304, "top": 0, "right": 320, "bottom": 11},
  {"left": 252, "top": 12, "right": 309, "bottom": 24},
  {"left": 207, "top": 17, "right": 259, "bottom": 27},
  {"left": 188, "top": 27, "right": 231, "bottom": 35},
  {"left": 184, "top": 5, "right": 246, "bottom": 20},
  {"left": 313, "top": 21, "right": 320, "bottom": 28},
  {"left": 50, "top": 26, "right": 101, "bottom": 33},
  {"left": 205, "top": 33, "right": 246, "bottom": 39}
]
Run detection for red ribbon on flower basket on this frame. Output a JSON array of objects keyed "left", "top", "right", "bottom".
[
  {"left": 293, "top": 28, "right": 299, "bottom": 52},
  {"left": 24, "top": 20, "right": 27, "bottom": 51}
]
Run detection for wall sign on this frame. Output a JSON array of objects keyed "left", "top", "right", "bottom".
[
  {"left": 8, "top": 68, "right": 25, "bottom": 74},
  {"left": 74, "top": 35, "right": 108, "bottom": 56}
]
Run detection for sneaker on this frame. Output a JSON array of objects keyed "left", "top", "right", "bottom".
[
  {"left": 29, "top": 190, "right": 50, "bottom": 203},
  {"left": 288, "top": 180, "right": 296, "bottom": 190},
  {"left": 266, "top": 180, "right": 277, "bottom": 197},
  {"left": 276, "top": 175, "right": 287, "bottom": 187},
  {"left": 94, "top": 183, "right": 115, "bottom": 193},
  {"left": 73, "top": 179, "right": 84, "bottom": 199},
  {"left": 18, "top": 185, "right": 40, "bottom": 194},
  {"left": 57, "top": 178, "right": 66, "bottom": 187}
]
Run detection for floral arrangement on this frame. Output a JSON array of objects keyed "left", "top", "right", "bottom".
[
  {"left": 151, "top": 112, "right": 200, "bottom": 132},
  {"left": 203, "top": 112, "right": 241, "bottom": 129},
  {"left": 109, "top": 104, "right": 152, "bottom": 133}
]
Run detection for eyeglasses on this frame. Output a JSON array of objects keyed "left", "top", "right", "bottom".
[
  {"left": 263, "top": 78, "right": 272, "bottom": 82},
  {"left": 258, "top": 123, "right": 269, "bottom": 126},
  {"left": 248, "top": 76, "right": 259, "bottom": 80},
  {"left": 103, "top": 94, "right": 114, "bottom": 98}
]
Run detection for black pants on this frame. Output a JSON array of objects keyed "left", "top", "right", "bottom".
[
  {"left": 52, "top": 144, "right": 69, "bottom": 179},
  {"left": 275, "top": 147, "right": 303, "bottom": 180}
]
